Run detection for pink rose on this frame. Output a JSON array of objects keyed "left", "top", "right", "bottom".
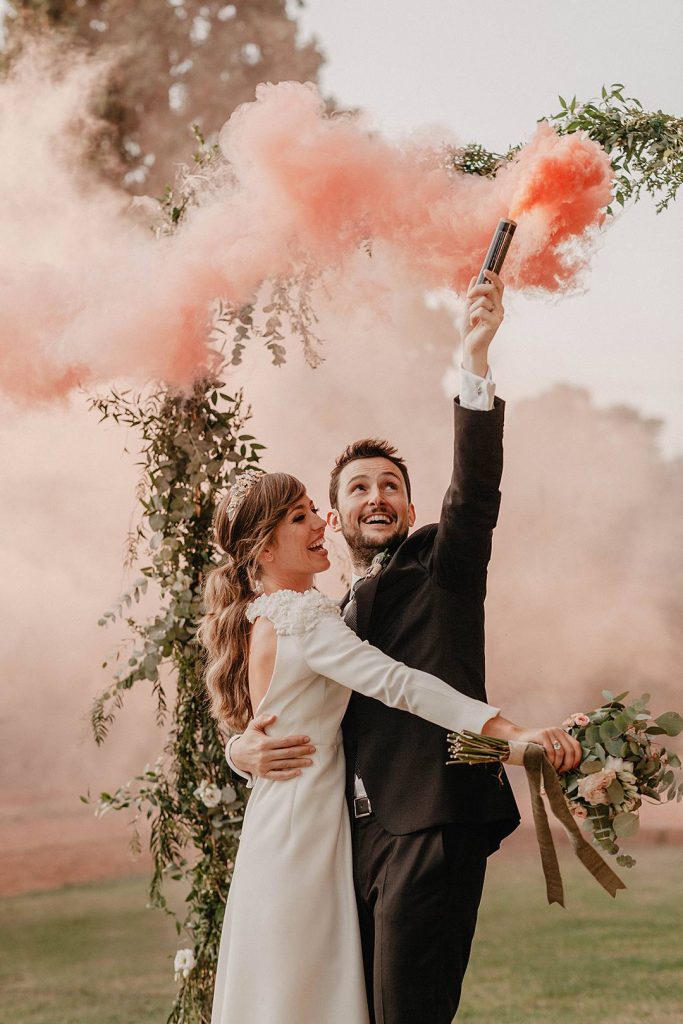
[
  {"left": 571, "top": 713, "right": 591, "bottom": 727},
  {"left": 571, "top": 803, "right": 589, "bottom": 820},
  {"left": 576, "top": 768, "right": 616, "bottom": 806}
]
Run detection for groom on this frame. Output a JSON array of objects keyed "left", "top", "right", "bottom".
[{"left": 227, "top": 271, "right": 571, "bottom": 1022}]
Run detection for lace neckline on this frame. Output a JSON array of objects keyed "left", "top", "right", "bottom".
[
  {"left": 258, "top": 586, "right": 319, "bottom": 599},
  {"left": 246, "top": 587, "right": 340, "bottom": 635}
]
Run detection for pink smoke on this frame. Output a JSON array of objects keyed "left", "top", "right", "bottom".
[
  {"left": 219, "top": 84, "right": 613, "bottom": 292},
  {"left": 0, "top": 52, "right": 614, "bottom": 404}
]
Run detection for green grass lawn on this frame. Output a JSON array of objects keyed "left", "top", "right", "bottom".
[
  {"left": 1, "top": 845, "right": 681, "bottom": 1023},
  {"left": 460, "top": 844, "right": 683, "bottom": 1024},
  {"left": 0, "top": 875, "right": 177, "bottom": 1024}
]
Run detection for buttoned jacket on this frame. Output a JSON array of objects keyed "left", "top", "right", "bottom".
[{"left": 341, "top": 397, "right": 520, "bottom": 848}]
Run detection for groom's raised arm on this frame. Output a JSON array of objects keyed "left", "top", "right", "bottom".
[
  {"left": 430, "top": 270, "right": 506, "bottom": 593},
  {"left": 430, "top": 392, "right": 504, "bottom": 592}
]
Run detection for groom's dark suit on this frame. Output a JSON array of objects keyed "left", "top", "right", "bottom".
[{"left": 341, "top": 397, "right": 520, "bottom": 1024}]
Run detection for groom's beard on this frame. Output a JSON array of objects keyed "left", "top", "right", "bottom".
[{"left": 341, "top": 523, "right": 408, "bottom": 570}]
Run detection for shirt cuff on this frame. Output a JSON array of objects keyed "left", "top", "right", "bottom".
[
  {"left": 459, "top": 365, "right": 496, "bottom": 411},
  {"left": 225, "top": 734, "right": 254, "bottom": 788}
]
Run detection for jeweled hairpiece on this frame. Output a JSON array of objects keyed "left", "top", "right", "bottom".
[{"left": 225, "top": 469, "right": 264, "bottom": 522}]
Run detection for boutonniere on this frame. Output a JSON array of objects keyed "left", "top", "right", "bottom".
[{"left": 365, "top": 549, "right": 390, "bottom": 579}]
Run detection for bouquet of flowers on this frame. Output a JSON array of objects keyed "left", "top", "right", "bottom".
[{"left": 448, "top": 691, "right": 683, "bottom": 869}]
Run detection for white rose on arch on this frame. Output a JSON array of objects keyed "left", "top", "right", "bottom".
[
  {"left": 194, "top": 779, "right": 238, "bottom": 808},
  {"left": 221, "top": 784, "right": 238, "bottom": 805},
  {"left": 194, "top": 780, "right": 222, "bottom": 808},
  {"left": 174, "top": 947, "right": 196, "bottom": 981}
]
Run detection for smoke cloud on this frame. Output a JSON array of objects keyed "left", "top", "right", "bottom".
[
  {"left": 1, "top": 45, "right": 613, "bottom": 406},
  {"left": 2, "top": 319, "right": 680, "bottom": 892}
]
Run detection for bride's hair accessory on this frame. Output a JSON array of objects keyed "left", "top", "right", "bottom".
[{"left": 226, "top": 469, "right": 264, "bottom": 522}]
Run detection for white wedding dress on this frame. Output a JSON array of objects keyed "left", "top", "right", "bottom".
[{"left": 210, "top": 588, "right": 498, "bottom": 1024}]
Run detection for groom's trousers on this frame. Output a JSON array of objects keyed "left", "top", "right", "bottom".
[{"left": 352, "top": 812, "right": 489, "bottom": 1024}]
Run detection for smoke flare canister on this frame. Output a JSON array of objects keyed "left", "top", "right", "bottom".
[{"left": 475, "top": 218, "right": 517, "bottom": 285}]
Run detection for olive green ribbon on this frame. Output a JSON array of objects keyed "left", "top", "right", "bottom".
[{"left": 523, "top": 743, "right": 627, "bottom": 907}]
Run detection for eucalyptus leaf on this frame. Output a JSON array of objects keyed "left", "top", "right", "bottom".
[
  {"left": 604, "top": 738, "right": 628, "bottom": 758},
  {"left": 606, "top": 780, "right": 625, "bottom": 805},
  {"left": 599, "top": 720, "right": 620, "bottom": 742},
  {"left": 613, "top": 812, "right": 640, "bottom": 838},
  {"left": 654, "top": 712, "right": 683, "bottom": 736},
  {"left": 584, "top": 724, "right": 601, "bottom": 747}
]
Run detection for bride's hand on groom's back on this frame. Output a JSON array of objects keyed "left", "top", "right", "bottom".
[{"left": 232, "top": 715, "right": 317, "bottom": 780}]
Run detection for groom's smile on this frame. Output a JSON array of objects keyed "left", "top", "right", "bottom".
[
  {"left": 328, "top": 456, "right": 416, "bottom": 566},
  {"left": 362, "top": 512, "right": 394, "bottom": 525}
]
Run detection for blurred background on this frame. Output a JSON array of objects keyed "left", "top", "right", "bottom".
[{"left": 0, "top": 0, "right": 681, "bottom": 978}]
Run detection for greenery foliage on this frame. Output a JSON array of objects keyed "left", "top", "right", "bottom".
[
  {"left": 447, "top": 84, "right": 683, "bottom": 214},
  {"left": 84, "top": 375, "right": 261, "bottom": 1023},
  {"left": 450, "top": 691, "right": 683, "bottom": 873},
  {"left": 559, "top": 690, "right": 683, "bottom": 866},
  {"left": 550, "top": 84, "right": 683, "bottom": 213}
]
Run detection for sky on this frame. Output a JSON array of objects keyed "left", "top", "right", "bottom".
[{"left": 294, "top": 0, "right": 683, "bottom": 456}]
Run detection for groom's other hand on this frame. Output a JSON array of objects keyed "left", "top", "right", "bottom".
[
  {"left": 231, "top": 715, "right": 316, "bottom": 780},
  {"left": 461, "top": 269, "right": 505, "bottom": 378}
]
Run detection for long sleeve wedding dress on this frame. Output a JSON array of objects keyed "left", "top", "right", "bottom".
[{"left": 211, "top": 588, "right": 498, "bottom": 1024}]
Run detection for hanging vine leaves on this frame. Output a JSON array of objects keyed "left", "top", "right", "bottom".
[
  {"left": 446, "top": 84, "right": 683, "bottom": 214},
  {"left": 85, "top": 376, "right": 261, "bottom": 1021}
]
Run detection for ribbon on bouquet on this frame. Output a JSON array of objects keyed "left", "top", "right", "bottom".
[{"left": 509, "top": 741, "right": 627, "bottom": 907}]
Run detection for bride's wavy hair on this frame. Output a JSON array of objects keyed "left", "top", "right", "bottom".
[{"left": 198, "top": 472, "right": 306, "bottom": 730}]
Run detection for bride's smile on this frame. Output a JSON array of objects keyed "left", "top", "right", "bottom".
[{"left": 259, "top": 494, "right": 331, "bottom": 591}]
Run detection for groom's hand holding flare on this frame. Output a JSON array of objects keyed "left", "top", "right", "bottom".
[{"left": 460, "top": 268, "right": 505, "bottom": 377}]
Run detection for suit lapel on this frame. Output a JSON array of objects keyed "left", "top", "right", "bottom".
[{"left": 353, "top": 571, "right": 382, "bottom": 640}]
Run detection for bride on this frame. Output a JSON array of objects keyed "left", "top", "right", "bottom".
[{"left": 199, "top": 469, "right": 580, "bottom": 1024}]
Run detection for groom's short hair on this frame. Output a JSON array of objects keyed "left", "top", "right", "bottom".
[{"left": 329, "top": 439, "right": 411, "bottom": 508}]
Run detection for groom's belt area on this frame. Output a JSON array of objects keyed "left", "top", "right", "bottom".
[
  {"left": 354, "top": 796, "right": 372, "bottom": 818},
  {"left": 353, "top": 751, "right": 371, "bottom": 817}
]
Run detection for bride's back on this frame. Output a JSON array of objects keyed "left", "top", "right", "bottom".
[{"left": 245, "top": 589, "right": 352, "bottom": 748}]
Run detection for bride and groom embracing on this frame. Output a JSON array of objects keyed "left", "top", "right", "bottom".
[{"left": 198, "top": 271, "right": 581, "bottom": 1024}]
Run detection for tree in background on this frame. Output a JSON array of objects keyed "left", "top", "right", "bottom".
[{"left": 3, "top": 0, "right": 324, "bottom": 194}]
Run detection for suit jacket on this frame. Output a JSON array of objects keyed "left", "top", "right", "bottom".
[{"left": 341, "top": 397, "right": 520, "bottom": 851}]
